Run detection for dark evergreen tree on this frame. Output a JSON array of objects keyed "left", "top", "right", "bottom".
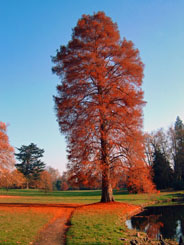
[
  {"left": 15, "top": 143, "right": 45, "bottom": 188},
  {"left": 152, "top": 149, "right": 173, "bottom": 189},
  {"left": 173, "top": 117, "right": 184, "bottom": 188}
]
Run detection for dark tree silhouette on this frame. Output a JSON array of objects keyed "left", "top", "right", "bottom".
[
  {"left": 15, "top": 143, "right": 45, "bottom": 188},
  {"left": 173, "top": 116, "right": 184, "bottom": 188},
  {"left": 152, "top": 149, "right": 173, "bottom": 189}
]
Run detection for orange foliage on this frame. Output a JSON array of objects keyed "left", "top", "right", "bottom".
[
  {"left": 0, "top": 205, "right": 75, "bottom": 225},
  {"left": 147, "top": 221, "right": 164, "bottom": 239},
  {"left": 52, "top": 12, "right": 155, "bottom": 201},
  {"left": 11, "top": 169, "right": 26, "bottom": 188},
  {"left": 134, "top": 214, "right": 164, "bottom": 239},
  {"left": 37, "top": 171, "right": 53, "bottom": 192},
  {"left": 126, "top": 164, "right": 156, "bottom": 193},
  {"left": 0, "top": 202, "right": 139, "bottom": 221},
  {"left": 0, "top": 169, "right": 13, "bottom": 190},
  {"left": 75, "top": 202, "right": 141, "bottom": 219},
  {"left": 60, "top": 181, "right": 68, "bottom": 191},
  {"left": 0, "top": 195, "right": 21, "bottom": 198},
  {"left": 0, "top": 169, "right": 26, "bottom": 189},
  {"left": 0, "top": 122, "right": 15, "bottom": 171}
]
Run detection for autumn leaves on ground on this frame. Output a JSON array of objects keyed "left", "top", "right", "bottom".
[
  {"left": 0, "top": 203, "right": 69, "bottom": 244},
  {"left": 0, "top": 193, "right": 137, "bottom": 244},
  {"left": 0, "top": 198, "right": 140, "bottom": 245}
]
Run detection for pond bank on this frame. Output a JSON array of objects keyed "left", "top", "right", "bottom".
[{"left": 125, "top": 198, "right": 184, "bottom": 245}]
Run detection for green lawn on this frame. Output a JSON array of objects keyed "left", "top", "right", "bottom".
[
  {"left": 0, "top": 188, "right": 182, "bottom": 244},
  {"left": 0, "top": 208, "right": 52, "bottom": 245},
  {"left": 67, "top": 208, "right": 127, "bottom": 244},
  {"left": 66, "top": 202, "right": 141, "bottom": 245},
  {"left": 65, "top": 190, "right": 182, "bottom": 244},
  {"left": 0, "top": 188, "right": 182, "bottom": 205}
]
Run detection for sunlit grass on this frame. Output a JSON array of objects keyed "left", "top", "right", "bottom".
[
  {"left": 0, "top": 205, "right": 74, "bottom": 245},
  {"left": 67, "top": 202, "right": 141, "bottom": 245},
  {"left": 0, "top": 208, "right": 52, "bottom": 245},
  {"left": 65, "top": 191, "right": 182, "bottom": 244},
  {"left": 0, "top": 188, "right": 182, "bottom": 205},
  {"left": 0, "top": 189, "right": 182, "bottom": 244}
]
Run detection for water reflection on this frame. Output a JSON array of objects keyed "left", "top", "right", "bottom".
[{"left": 126, "top": 205, "right": 184, "bottom": 242}]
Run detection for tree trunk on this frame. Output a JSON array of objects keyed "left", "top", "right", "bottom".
[
  {"left": 26, "top": 180, "right": 29, "bottom": 189},
  {"left": 101, "top": 167, "right": 114, "bottom": 202},
  {"left": 100, "top": 121, "right": 114, "bottom": 202}
]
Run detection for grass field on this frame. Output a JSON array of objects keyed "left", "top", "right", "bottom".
[
  {"left": 67, "top": 202, "right": 141, "bottom": 245},
  {"left": 0, "top": 188, "right": 182, "bottom": 205},
  {"left": 0, "top": 189, "right": 182, "bottom": 244},
  {"left": 0, "top": 207, "right": 52, "bottom": 244}
]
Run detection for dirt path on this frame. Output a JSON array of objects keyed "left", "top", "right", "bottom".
[
  {"left": 33, "top": 207, "right": 75, "bottom": 245},
  {"left": 0, "top": 203, "right": 80, "bottom": 245}
]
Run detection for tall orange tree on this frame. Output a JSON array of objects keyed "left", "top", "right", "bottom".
[
  {"left": 52, "top": 12, "right": 153, "bottom": 202},
  {"left": 0, "top": 122, "right": 15, "bottom": 171}
]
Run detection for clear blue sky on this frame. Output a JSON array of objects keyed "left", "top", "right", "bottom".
[{"left": 1, "top": 0, "right": 184, "bottom": 174}]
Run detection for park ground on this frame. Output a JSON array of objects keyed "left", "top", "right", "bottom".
[{"left": 0, "top": 189, "right": 182, "bottom": 244}]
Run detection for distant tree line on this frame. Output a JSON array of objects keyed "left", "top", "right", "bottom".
[
  {"left": 60, "top": 116, "right": 184, "bottom": 192},
  {"left": 14, "top": 143, "right": 65, "bottom": 192},
  {"left": 1, "top": 117, "right": 184, "bottom": 193},
  {"left": 0, "top": 128, "right": 64, "bottom": 192},
  {"left": 145, "top": 116, "right": 184, "bottom": 190}
]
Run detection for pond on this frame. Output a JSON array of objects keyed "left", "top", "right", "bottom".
[{"left": 126, "top": 205, "right": 184, "bottom": 242}]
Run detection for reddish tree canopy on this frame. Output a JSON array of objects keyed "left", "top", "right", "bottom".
[
  {"left": 11, "top": 169, "right": 26, "bottom": 188},
  {"left": 0, "top": 169, "right": 26, "bottom": 190},
  {"left": 52, "top": 12, "right": 154, "bottom": 202},
  {"left": 38, "top": 170, "right": 53, "bottom": 192},
  {"left": 0, "top": 122, "right": 15, "bottom": 171}
]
